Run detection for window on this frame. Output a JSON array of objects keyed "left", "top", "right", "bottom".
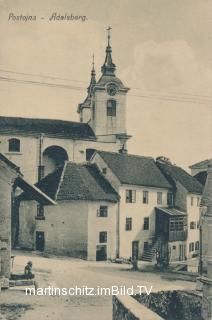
[
  {"left": 190, "top": 221, "right": 196, "bottom": 229},
  {"left": 102, "top": 168, "right": 107, "bottom": 175},
  {"left": 170, "top": 217, "right": 184, "bottom": 231},
  {"left": 125, "top": 217, "right": 132, "bottom": 231},
  {"left": 191, "top": 197, "right": 194, "bottom": 206},
  {"left": 195, "top": 241, "right": 199, "bottom": 251},
  {"left": 172, "top": 245, "right": 176, "bottom": 250},
  {"left": 107, "top": 100, "right": 116, "bottom": 116},
  {"left": 197, "top": 197, "right": 200, "bottom": 207},
  {"left": 143, "top": 217, "right": 149, "bottom": 230},
  {"left": 167, "top": 192, "right": 173, "bottom": 206},
  {"left": 99, "top": 231, "right": 107, "bottom": 243},
  {"left": 37, "top": 204, "right": 44, "bottom": 218},
  {"left": 143, "top": 191, "right": 149, "bottom": 204},
  {"left": 197, "top": 220, "right": 200, "bottom": 229},
  {"left": 126, "top": 190, "right": 136, "bottom": 203},
  {"left": 8, "top": 138, "right": 20, "bottom": 152},
  {"left": 97, "top": 206, "right": 108, "bottom": 217},
  {"left": 157, "top": 192, "right": 163, "bottom": 205},
  {"left": 189, "top": 242, "right": 194, "bottom": 252},
  {"left": 144, "top": 242, "right": 149, "bottom": 251}
]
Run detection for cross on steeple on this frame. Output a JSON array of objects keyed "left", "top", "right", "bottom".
[{"left": 107, "top": 26, "right": 112, "bottom": 46}]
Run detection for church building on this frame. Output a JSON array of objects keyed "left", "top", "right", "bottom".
[{"left": 0, "top": 28, "right": 130, "bottom": 184}]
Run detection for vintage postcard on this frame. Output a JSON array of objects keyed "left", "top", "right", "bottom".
[{"left": 0, "top": 0, "right": 211, "bottom": 319}]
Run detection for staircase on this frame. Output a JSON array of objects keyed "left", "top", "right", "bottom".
[{"left": 141, "top": 237, "right": 161, "bottom": 262}]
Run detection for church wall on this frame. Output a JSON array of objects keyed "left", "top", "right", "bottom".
[
  {"left": 0, "top": 134, "right": 38, "bottom": 183},
  {"left": 92, "top": 90, "right": 127, "bottom": 139}
]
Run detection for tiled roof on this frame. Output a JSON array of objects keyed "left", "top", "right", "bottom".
[
  {"left": 0, "top": 116, "right": 95, "bottom": 139},
  {"left": 190, "top": 159, "right": 211, "bottom": 169},
  {"left": 36, "top": 162, "right": 118, "bottom": 202},
  {"left": 96, "top": 151, "right": 171, "bottom": 189},
  {"left": 157, "top": 161, "right": 203, "bottom": 194},
  {"left": 194, "top": 171, "right": 207, "bottom": 186}
]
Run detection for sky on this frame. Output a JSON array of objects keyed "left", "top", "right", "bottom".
[{"left": 0, "top": 0, "right": 211, "bottom": 169}]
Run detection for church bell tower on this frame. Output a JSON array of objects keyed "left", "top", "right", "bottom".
[{"left": 78, "top": 27, "right": 131, "bottom": 151}]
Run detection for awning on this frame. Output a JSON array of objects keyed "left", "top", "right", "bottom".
[
  {"left": 16, "top": 177, "right": 56, "bottom": 206},
  {"left": 155, "top": 207, "right": 186, "bottom": 216}
]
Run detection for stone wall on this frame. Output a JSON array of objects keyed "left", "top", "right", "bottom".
[
  {"left": 134, "top": 290, "right": 202, "bottom": 320},
  {"left": 113, "top": 295, "right": 163, "bottom": 320}
]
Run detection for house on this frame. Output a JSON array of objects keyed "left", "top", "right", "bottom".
[
  {"left": 18, "top": 151, "right": 204, "bottom": 264},
  {"left": 156, "top": 157, "right": 203, "bottom": 261},
  {"left": 19, "top": 162, "right": 119, "bottom": 261},
  {"left": 0, "top": 30, "right": 131, "bottom": 184},
  {"left": 0, "top": 153, "right": 55, "bottom": 290},
  {"left": 91, "top": 151, "right": 173, "bottom": 260}
]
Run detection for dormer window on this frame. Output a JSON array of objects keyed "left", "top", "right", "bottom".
[
  {"left": 8, "top": 138, "right": 20, "bottom": 152},
  {"left": 107, "top": 100, "right": 116, "bottom": 117}
]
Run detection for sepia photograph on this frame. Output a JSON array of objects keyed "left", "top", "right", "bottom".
[{"left": 0, "top": 0, "right": 212, "bottom": 319}]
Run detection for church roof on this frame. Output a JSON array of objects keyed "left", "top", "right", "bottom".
[
  {"left": 96, "top": 151, "right": 171, "bottom": 189},
  {"left": 157, "top": 161, "right": 203, "bottom": 194},
  {"left": 32, "top": 162, "right": 119, "bottom": 203},
  {"left": 95, "top": 75, "right": 128, "bottom": 91},
  {"left": 0, "top": 116, "right": 96, "bottom": 139}
]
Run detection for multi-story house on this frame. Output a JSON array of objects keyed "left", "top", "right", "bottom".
[
  {"left": 157, "top": 157, "right": 203, "bottom": 261},
  {"left": 18, "top": 152, "right": 203, "bottom": 263},
  {"left": 91, "top": 151, "right": 173, "bottom": 260}
]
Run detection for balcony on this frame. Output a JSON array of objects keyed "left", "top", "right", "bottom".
[{"left": 169, "top": 230, "right": 187, "bottom": 242}]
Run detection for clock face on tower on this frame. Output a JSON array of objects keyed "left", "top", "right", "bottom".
[{"left": 106, "top": 83, "right": 118, "bottom": 96}]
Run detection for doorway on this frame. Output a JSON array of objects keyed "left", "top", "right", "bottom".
[
  {"left": 179, "top": 244, "right": 186, "bottom": 261},
  {"left": 132, "top": 241, "right": 139, "bottom": 260},
  {"left": 36, "top": 231, "right": 45, "bottom": 251},
  {"left": 96, "top": 245, "right": 107, "bottom": 261}
]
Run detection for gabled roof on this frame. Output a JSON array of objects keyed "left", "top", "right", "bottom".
[
  {"left": 190, "top": 159, "right": 212, "bottom": 169},
  {"left": 0, "top": 153, "right": 21, "bottom": 174},
  {"left": 0, "top": 153, "right": 55, "bottom": 205},
  {"left": 0, "top": 116, "right": 96, "bottom": 139},
  {"left": 96, "top": 151, "right": 171, "bottom": 189},
  {"left": 157, "top": 161, "right": 203, "bottom": 194},
  {"left": 34, "top": 162, "right": 119, "bottom": 203},
  {"left": 194, "top": 171, "right": 207, "bottom": 186}
]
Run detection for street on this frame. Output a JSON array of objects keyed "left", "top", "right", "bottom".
[{"left": 0, "top": 250, "right": 196, "bottom": 320}]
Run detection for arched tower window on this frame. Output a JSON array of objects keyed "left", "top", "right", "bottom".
[
  {"left": 107, "top": 100, "right": 116, "bottom": 117},
  {"left": 8, "top": 138, "right": 20, "bottom": 152}
]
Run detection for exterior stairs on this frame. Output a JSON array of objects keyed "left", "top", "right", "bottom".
[{"left": 141, "top": 237, "right": 161, "bottom": 262}]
